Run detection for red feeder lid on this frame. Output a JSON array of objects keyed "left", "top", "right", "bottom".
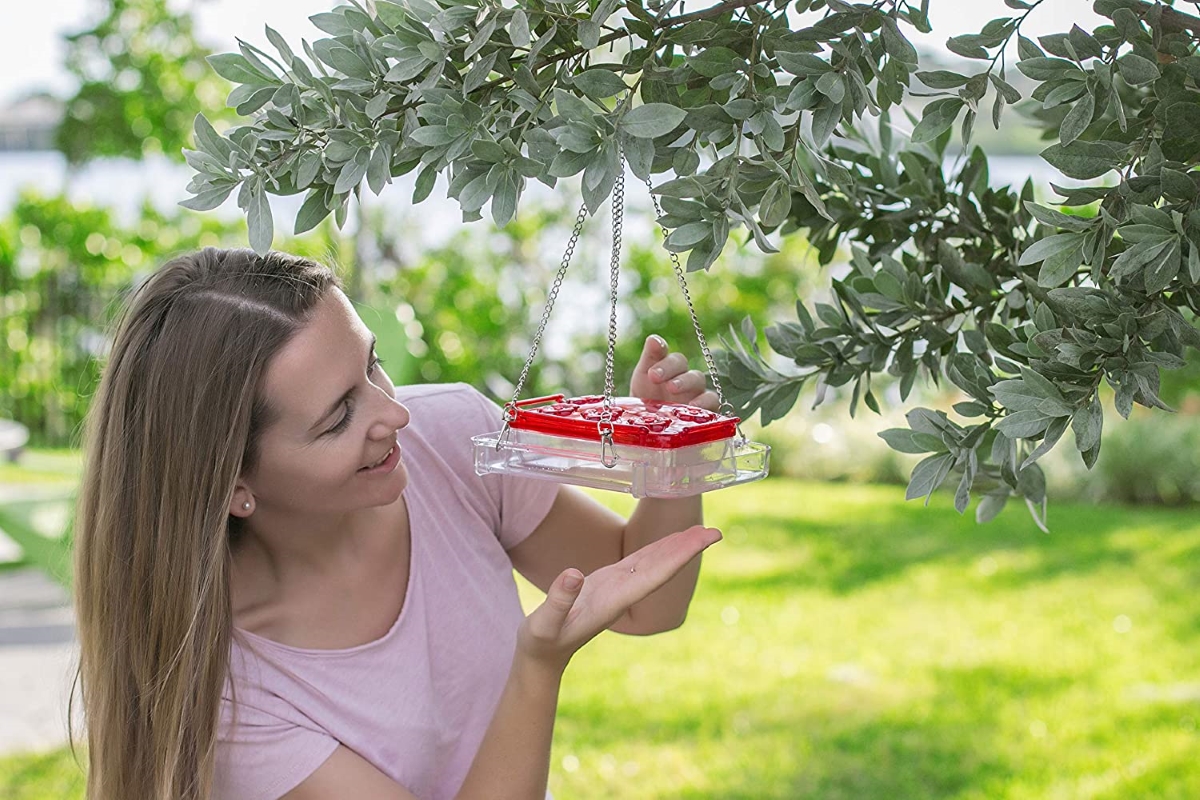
[{"left": 508, "top": 394, "right": 739, "bottom": 449}]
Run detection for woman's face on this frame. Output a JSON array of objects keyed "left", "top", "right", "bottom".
[{"left": 243, "top": 288, "right": 410, "bottom": 516}]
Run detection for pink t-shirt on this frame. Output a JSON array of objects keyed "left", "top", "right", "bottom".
[{"left": 215, "top": 383, "right": 560, "bottom": 800}]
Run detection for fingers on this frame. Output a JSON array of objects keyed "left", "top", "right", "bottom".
[
  {"left": 597, "top": 526, "right": 723, "bottom": 609},
  {"left": 525, "top": 568, "right": 584, "bottom": 641},
  {"left": 633, "top": 334, "right": 669, "bottom": 381}
]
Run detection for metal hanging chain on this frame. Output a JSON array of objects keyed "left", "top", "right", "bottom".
[
  {"left": 603, "top": 155, "right": 625, "bottom": 407},
  {"left": 596, "top": 149, "right": 626, "bottom": 468},
  {"left": 645, "top": 177, "right": 733, "bottom": 418},
  {"left": 504, "top": 201, "right": 590, "bottom": 419}
]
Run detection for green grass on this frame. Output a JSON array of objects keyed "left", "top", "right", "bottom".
[
  {"left": 0, "top": 448, "right": 79, "bottom": 581},
  {"left": 0, "top": 450, "right": 82, "bottom": 485},
  {"left": 3, "top": 479, "right": 1199, "bottom": 798}
]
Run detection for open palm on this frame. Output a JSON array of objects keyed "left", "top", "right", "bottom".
[{"left": 519, "top": 525, "right": 722, "bottom": 669}]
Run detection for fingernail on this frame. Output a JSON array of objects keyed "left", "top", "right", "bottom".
[
  {"left": 670, "top": 378, "right": 682, "bottom": 390},
  {"left": 651, "top": 334, "right": 667, "bottom": 349},
  {"left": 563, "top": 572, "right": 583, "bottom": 591},
  {"left": 652, "top": 367, "right": 664, "bottom": 380}
]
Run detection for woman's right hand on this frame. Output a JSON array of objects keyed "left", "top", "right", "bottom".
[{"left": 517, "top": 525, "right": 722, "bottom": 672}]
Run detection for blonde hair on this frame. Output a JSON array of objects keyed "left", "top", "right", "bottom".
[{"left": 72, "top": 247, "right": 338, "bottom": 799}]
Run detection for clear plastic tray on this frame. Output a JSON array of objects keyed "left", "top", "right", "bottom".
[{"left": 472, "top": 426, "right": 770, "bottom": 498}]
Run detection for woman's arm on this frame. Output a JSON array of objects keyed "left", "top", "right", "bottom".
[
  {"left": 508, "top": 334, "right": 724, "bottom": 635},
  {"left": 283, "top": 525, "right": 723, "bottom": 800}
]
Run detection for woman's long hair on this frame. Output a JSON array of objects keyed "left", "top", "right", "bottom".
[{"left": 72, "top": 247, "right": 338, "bottom": 799}]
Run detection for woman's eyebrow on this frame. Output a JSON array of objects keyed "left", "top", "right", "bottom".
[{"left": 308, "top": 334, "right": 378, "bottom": 432}]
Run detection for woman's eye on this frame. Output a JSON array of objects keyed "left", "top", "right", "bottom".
[
  {"left": 327, "top": 403, "right": 354, "bottom": 435},
  {"left": 368, "top": 355, "right": 384, "bottom": 375}
]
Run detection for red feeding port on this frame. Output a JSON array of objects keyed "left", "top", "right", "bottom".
[{"left": 508, "top": 395, "right": 739, "bottom": 449}]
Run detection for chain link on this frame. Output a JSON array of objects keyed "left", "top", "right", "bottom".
[
  {"left": 603, "top": 153, "right": 625, "bottom": 407},
  {"left": 505, "top": 202, "right": 590, "bottom": 414},
  {"left": 502, "top": 161, "right": 734, "bottom": 443},
  {"left": 645, "top": 178, "right": 732, "bottom": 417}
]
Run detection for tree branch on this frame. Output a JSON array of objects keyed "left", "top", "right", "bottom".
[{"left": 476, "top": 0, "right": 770, "bottom": 93}]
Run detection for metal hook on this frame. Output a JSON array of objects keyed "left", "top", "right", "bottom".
[{"left": 600, "top": 430, "right": 618, "bottom": 468}]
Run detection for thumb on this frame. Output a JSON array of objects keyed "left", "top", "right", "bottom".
[
  {"left": 528, "top": 568, "right": 584, "bottom": 639},
  {"left": 633, "top": 334, "right": 668, "bottom": 379}
]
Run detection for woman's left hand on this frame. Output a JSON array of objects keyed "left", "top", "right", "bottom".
[{"left": 629, "top": 334, "right": 719, "bottom": 410}]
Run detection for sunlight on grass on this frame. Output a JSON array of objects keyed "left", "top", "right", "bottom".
[{"left": 3, "top": 478, "right": 1199, "bottom": 798}]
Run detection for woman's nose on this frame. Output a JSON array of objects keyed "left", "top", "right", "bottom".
[{"left": 370, "top": 391, "right": 409, "bottom": 437}]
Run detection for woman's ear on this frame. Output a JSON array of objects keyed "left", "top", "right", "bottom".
[{"left": 230, "top": 483, "right": 255, "bottom": 517}]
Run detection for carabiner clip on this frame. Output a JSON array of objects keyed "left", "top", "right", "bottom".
[
  {"left": 596, "top": 416, "right": 618, "bottom": 469},
  {"left": 600, "top": 429, "right": 617, "bottom": 468}
]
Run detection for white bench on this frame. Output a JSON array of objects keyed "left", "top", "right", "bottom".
[{"left": 0, "top": 420, "right": 29, "bottom": 462}]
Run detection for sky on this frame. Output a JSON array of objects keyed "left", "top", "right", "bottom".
[{"left": 0, "top": 0, "right": 1107, "bottom": 107}]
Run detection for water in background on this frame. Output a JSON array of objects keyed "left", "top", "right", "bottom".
[{"left": 0, "top": 150, "right": 1067, "bottom": 235}]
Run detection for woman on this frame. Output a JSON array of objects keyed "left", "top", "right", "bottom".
[{"left": 73, "top": 247, "right": 723, "bottom": 800}]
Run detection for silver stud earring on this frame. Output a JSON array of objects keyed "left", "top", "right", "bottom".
[{"left": 242, "top": 501, "right": 251, "bottom": 510}]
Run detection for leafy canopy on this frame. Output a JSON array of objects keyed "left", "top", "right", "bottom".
[{"left": 184, "top": 0, "right": 1200, "bottom": 528}]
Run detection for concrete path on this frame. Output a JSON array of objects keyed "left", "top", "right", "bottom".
[{"left": 0, "top": 566, "right": 79, "bottom": 755}]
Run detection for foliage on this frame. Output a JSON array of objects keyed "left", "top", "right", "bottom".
[
  {"left": 363, "top": 198, "right": 806, "bottom": 403},
  {"left": 186, "top": 0, "right": 1200, "bottom": 525},
  {"left": 7, "top": 478, "right": 1200, "bottom": 796},
  {"left": 0, "top": 193, "right": 246, "bottom": 446},
  {"left": 56, "top": 0, "right": 231, "bottom": 165}
]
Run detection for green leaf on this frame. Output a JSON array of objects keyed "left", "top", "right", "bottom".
[
  {"left": 759, "top": 180, "right": 792, "bottom": 228},
  {"left": 1024, "top": 201, "right": 1091, "bottom": 232},
  {"left": 905, "top": 453, "right": 955, "bottom": 504},
  {"left": 509, "top": 9, "right": 530, "bottom": 48},
  {"left": 412, "top": 163, "right": 438, "bottom": 203},
  {"left": 246, "top": 181, "right": 274, "bottom": 254},
  {"left": 622, "top": 134, "right": 654, "bottom": 181},
  {"left": 1059, "top": 92, "right": 1094, "bottom": 146},
  {"left": 911, "top": 98, "right": 964, "bottom": 143},
  {"left": 1116, "top": 52, "right": 1158, "bottom": 85},
  {"left": 815, "top": 71, "right": 845, "bottom": 103},
  {"left": 264, "top": 25, "right": 294, "bottom": 64},
  {"left": 1143, "top": 238, "right": 1182, "bottom": 294},
  {"left": 1039, "top": 141, "right": 1120, "bottom": 180},
  {"left": 207, "top": 53, "right": 271, "bottom": 84},
  {"left": 192, "top": 114, "right": 233, "bottom": 161},
  {"left": 324, "top": 46, "right": 374, "bottom": 79},
  {"left": 879, "top": 428, "right": 948, "bottom": 454},
  {"left": 1016, "top": 56, "right": 1083, "bottom": 81},
  {"left": 578, "top": 19, "right": 600, "bottom": 50},
  {"left": 622, "top": 104, "right": 687, "bottom": 138},
  {"left": 996, "top": 409, "right": 1055, "bottom": 438},
  {"left": 810, "top": 100, "right": 840, "bottom": 147},
  {"left": 665, "top": 221, "right": 712, "bottom": 249},
  {"left": 179, "top": 183, "right": 235, "bottom": 212},
  {"left": 490, "top": 171, "right": 519, "bottom": 226},
  {"left": 775, "top": 50, "right": 830, "bottom": 77},
  {"left": 881, "top": 17, "right": 919, "bottom": 65},
  {"left": 1018, "top": 233, "right": 1083, "bottom": 266},
  {"left": 1111, "top": 238, "right": 1173, "bottom": 280},
  {"left": 366, "top": 145, "right": 390, "bottom": 195},
  {"left": 916, "top": 70, "right": 969, "bottom": 89},
  {"left": 294, "top": 188, "right": 332, "bottom": 234},
  {"left": 573, "top": 69, "right": 628, "bottom": 99},
  {"left": 334, "top": 148, "right": 370, "bottom": 193},
  {"left": 976, "top": 492, "right": 1009, "bottom": 524},
  {"left": 1038, "top": 239, "right": 1086, "bottom": 288},
  {"left": 673, "top": 148, "right": 700, "bottom": 176},
  {"left": 1160, "top": 168, "right": 1198, "bottom": 200},
  {"left": 1072, "top": 393, "right": 1103, "bottom": 455},
  {"left": 690, "top": 46, "right": 743, "bottom": 78}
]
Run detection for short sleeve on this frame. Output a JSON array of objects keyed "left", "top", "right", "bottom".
[
  {"left": 215, "top": 698, "right": 339, "bottom": 800},
  {"left": 467, "top": 388, "right": 561, "bottom": 551}
]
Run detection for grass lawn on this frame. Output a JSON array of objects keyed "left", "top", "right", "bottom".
[{"left": 2, "top": 477, "right": 1198, "bottom": 799}]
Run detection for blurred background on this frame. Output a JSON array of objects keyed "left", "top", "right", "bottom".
[{"left": 0, "top": 1, "right": 1197, "bottom": 797}]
